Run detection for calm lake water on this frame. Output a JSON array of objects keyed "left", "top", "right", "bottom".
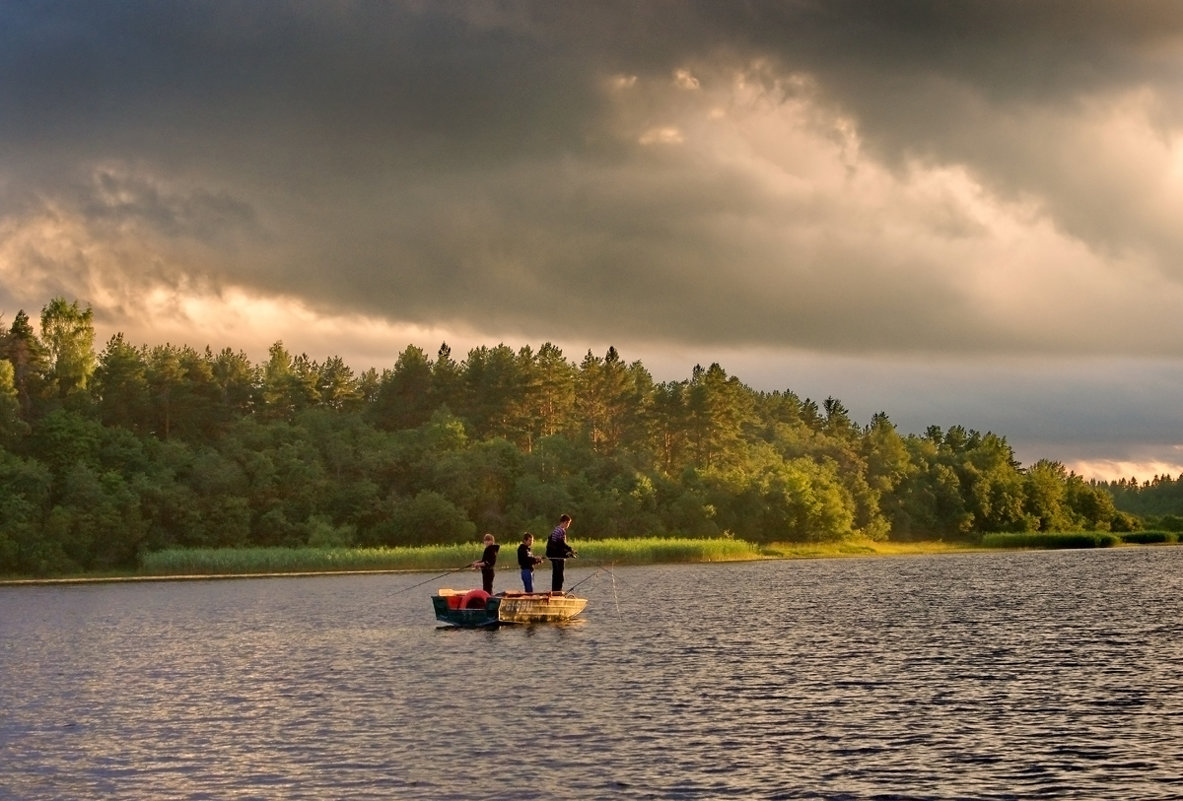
[{"left": 3, "top": 548, "right": 1183, "bottom": 800}]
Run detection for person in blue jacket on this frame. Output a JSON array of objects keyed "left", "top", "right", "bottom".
[{"left": 516, "top": 532, "right": 545, "bottom": 593}]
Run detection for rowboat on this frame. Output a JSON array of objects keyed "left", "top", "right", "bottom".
[{"left": 432, "top": 588, "right": 588, "bottom": 627}]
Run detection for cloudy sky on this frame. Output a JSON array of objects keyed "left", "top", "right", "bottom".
[{"left": 3, "top": 1, "right": 1183, "bottom": 479}]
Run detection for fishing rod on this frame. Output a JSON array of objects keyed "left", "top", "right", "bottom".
[
  {"left": 566, "top": 564, "right": 599, "bottom": 591},
  {"left": 387, "top": 563, "right": 476, "bottom": 597}
]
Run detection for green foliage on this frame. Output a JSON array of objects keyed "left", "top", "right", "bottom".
[
  {"left": 2, "top": 295, "right": 1168, "bottom": 578},
  {"left": 27, "top": 408, "right": 104, "bottom": 479},
  {"left": 0, "top": 309, "right": 50, "bottom": 420},
  {"left": 1102, "top": 474, "right": 1183, "bottom": 520},
  {"left": 40, "top": 298, "right": 96, "bottom": 403},
  {"left": 0, "top": 450, "right": 53, "bottom": 574},
  {"left": 372, "top": 490, "right": 476, "bottom": 547},
  {"left": 0, "top": 359, "right": 28, "bottom": 445}
]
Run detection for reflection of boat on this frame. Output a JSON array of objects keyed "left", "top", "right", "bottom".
[{"left": 432, "top": 589, "right": 588, "bottom": 628}]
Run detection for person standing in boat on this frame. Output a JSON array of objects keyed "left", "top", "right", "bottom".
[
  {"left": 546, "top": 514, "right": 576, "bottom": 593},
  {"left": 516, "top": 532, "right": 545, "bottom": 593},
  {"left": 472, "top": 533, "right": 500, "bottom": 594}
]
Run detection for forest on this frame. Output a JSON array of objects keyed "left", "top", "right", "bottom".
[{"left": 0, "top": 297, "right": 1173, "bottom": 577}]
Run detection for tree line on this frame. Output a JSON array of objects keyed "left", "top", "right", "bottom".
[
  {"left": 0, "top": 298, "right": 1139, "bottom": 576},
  {"left": 1097, "top": 474, "right": 1183, "bottom": 529}
]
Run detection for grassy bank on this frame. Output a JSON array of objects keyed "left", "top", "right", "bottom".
[
  {"left": 761, "top": 539, "right": 982, "bottom": 559},
  {"left": 138, "top": 536, "right": 991, "bottom": 578},
  {"left": 138, "top": 537, "right": 763, "bottom": 577},
  {"left": 981, "top": 531, "right": 1122, "bottom": 549},
  {"left": 140, "top": 543, "right": 480, "bottom": 576}
]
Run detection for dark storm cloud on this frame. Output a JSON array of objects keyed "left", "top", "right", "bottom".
[
  {"left": 6, "top": 1, "right": 1183, "bottom": 345},
  {"left": 755, "top": 1, "right": 1183, "bottom": 275},
  {"left": 5, "top": 1, "right": 1183, "bottom": 474}
]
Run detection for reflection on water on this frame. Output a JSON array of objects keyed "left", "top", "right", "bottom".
[{"left": 3, "top": 548, "right": 1183, "bottom": 799}]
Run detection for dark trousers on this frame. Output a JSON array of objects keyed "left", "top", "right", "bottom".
[
  {"left": 551, "top": 559, "right": 564, "bottom": 592},
  {"left": 481, "top": 568, "right": 494, "bottom": 594}
]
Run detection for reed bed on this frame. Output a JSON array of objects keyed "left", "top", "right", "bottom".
[
  {"left": 141, "top": 544, "right": 478, "bottom": 576},
  {"left": 980, "top": 532, "right": 1122, "bottom": 549},
  {"left": 123, "top": 531, "right": 1183, "bottom": 580},
  {"left": 759, "top": 538, "right": 978, "bottom": 559},
  {"left": 574, "top": 537, "right": 761, "bottom": 564},
  {"left": 1115, "top": 530, "right": 1179, "bottom": 544},
  {"left": 139, "top": 537, "right": 760, "bottom": 576}
]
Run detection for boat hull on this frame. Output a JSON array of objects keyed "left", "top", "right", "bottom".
[
  {"left": 496, "top": 591, "right": 588, "bottom": 624},
  {"left": 431, "top": 593, "right": 501, "bottom": 627},
  {"left": 432, "top": 589, "right": 587, "bottom": 627}
]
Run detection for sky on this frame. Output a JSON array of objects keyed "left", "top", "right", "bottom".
[{"left": 3, "top": 1, "right": 1183, "bottom": 481}]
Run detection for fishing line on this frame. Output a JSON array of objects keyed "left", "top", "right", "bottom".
[
  {"left": 584, "top": 557, "right": 623, "bottom": 618},
  {"left": 583, "top": 558, "right": 632, "bottom": 588},
  {"left": 566, "top": 565, "right": 601, "bottom": 592},
  {"left": 567, "top": 561, "right": 623, "bottom": 618}
]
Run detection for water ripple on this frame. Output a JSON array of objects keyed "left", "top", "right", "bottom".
[{"left": 3, "top": 549, "right": 1183, "bottom": 799}]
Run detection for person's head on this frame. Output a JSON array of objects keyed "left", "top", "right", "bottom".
[
  {"left": 559, "top": 514, "right": 572, "bottom": 528},
  {"left": 522, "top": 532, "right": 533, "bottom": 545},
  {"left": 483, "top": 533, "right": 495, "bottom": 544}
]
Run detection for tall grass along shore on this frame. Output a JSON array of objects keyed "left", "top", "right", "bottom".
[
  {"left": 130, "top": 531, "right": 1180, "bottom": 577},
  {"left": 4, "top": 532, "right": 1177, "bottom": 585},
  {"left": 139, "top": 537, "right": 763, "bottom": 577}
]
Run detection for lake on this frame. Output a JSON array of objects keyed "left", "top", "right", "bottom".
[{"left": 3, "top": 547, "right": 1182, "bottom": 800}]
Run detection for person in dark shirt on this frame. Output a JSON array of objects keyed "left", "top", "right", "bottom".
[
  {"left": 471, "top": 533, "right": 500, "bottom": 594},
  {"left": 545, "top": 514, "right": 576, "bottom": 593},
  {"left": 516, "top": 532, "right": 545, "bottom": 593}
]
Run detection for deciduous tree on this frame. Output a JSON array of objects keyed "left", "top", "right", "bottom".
[{"left": 40, "top": 298, "right": 96, "bottom": 406}]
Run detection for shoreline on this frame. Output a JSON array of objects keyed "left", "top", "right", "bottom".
[
  {"left": 0, "top": 540, "right": 986, "bottom": 587},
  {"left": 6, "top": 535, "right": 1169, "bottom": 587},
  {"left": 0, "top": 567, "right": 424, "bottom": 588}
]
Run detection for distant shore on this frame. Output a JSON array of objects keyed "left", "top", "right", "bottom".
[
  {"left": 3, "top": 533, "right": 1170, "bottom": 587},
  {"left": 0, "top": 538, "right": 983, "bottom": 586}
]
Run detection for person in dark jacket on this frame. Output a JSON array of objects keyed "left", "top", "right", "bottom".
[
  {"left": 472, "top": 533, "right": 499, "bottom": 594},
  {"left": 545, "top": 514, "right": 575, "bottom": 593},
  {"left": 516, "top": 532, "right": 545, "bottom": 593}
]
